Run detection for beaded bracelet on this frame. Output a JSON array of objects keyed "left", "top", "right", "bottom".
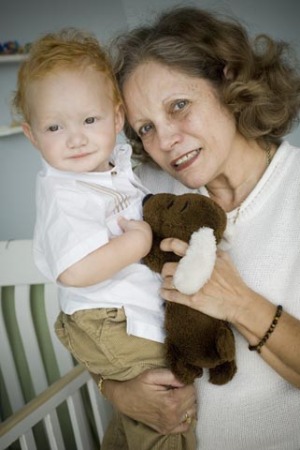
[
  {"left": 98, "top": 377, "right": 106, "bottom": 396},
  {"left": 249, "top": 305, "right": 283, "bottom": 353}
]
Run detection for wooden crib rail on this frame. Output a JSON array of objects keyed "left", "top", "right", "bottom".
[
  {"left": 0, "top": 240, "right": 112, "bottom": 450},
  {"left": 0, "top": 365, "right": 94, "bottom": 450}
]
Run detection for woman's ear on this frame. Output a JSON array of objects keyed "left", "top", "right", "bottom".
[
  {"left": 223, "top": 64, "right": 234, "bottom": 80},
  {"left": 114, "top": 103, "right": 125, "bottom": 134}
]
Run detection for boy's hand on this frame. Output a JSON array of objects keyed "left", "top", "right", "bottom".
[{"left": 118, "top": 217, "right": 153, "bottom": 256}]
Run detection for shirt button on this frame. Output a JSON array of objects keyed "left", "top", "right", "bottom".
[{"left": 111, "top": 170, "right": 117, "bottom": 176}]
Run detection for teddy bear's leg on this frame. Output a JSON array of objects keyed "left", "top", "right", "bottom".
[
  {"left": 207, "top": 323, "right": 237, "bottom": 384},
  {"left": 166, "top": 342, "right": 203, "bottom": 385},
  {"left": 216, "top": 324, "right": 236, "bottom": 361},
  {"left": 208, "top": 360, "right": 237, "bottom": 385}
]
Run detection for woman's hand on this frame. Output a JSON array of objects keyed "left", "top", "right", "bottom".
[
  {"left": 160, "top": 237, "right": 247, "bottom": 324},
  {"left": 159, "top": 237, "right": 300, "bottom": 387},
  {"left": 103, "top": 368, "right": 197, "bottom": 434}
]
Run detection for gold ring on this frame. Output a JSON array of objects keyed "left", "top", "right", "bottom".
[{"left": 183, "top": 411, "right": 192, "bottom": 424}]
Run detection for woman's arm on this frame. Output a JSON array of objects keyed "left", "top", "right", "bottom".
[
  {"left": 59, "top": 218, "right": 152, "bottom": 287},
  {"left": 160, "top": 239, "right": 300, "bottom": 388},
  {"left": 101, "top": 368, "right": 197, "bottom": 434}
]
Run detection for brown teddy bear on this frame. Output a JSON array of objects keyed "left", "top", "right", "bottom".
[{"left": 143, "top": 192, "right": 237, "bottom": 385}]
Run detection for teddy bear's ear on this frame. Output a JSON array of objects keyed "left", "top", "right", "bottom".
[{"left": 142, "top": 194, "right": 153, "bottom": 206}]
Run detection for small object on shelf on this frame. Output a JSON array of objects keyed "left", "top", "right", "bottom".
[
  {"left": 0, "top": 40, "right": 31, "bottom": 56},
  {"left": 0, "top": 40, "right": 20, "bottom": 54}
]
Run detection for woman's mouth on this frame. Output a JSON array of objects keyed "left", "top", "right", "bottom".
[{"left": 172, "top": 149, "right": 201, "bottom": 170}]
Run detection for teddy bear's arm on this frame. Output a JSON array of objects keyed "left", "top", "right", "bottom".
[{"left": 173, "top": 227, "right": 217, "bottom": 295}]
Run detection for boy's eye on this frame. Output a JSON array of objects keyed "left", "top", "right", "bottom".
[
  {"left": 139, "top": 123, "right": 153, "bottom": 137},
  {"left": 48, "top": 125, "right": 59, "bottom": 132},
  {"left": 85, "top": 117, "right": 96, "bottom": 124}
]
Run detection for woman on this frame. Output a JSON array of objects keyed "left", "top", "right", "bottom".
[{"left": 101, "top": 6, "right": 300, "bottom": 449}]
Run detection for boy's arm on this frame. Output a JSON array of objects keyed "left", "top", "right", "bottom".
[{"left": 58, "top": 218, "right": 152, "bottom": 287}]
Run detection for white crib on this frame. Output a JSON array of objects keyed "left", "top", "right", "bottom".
[{"left": 0, "top": 240, "right": 113, "bottom": 450}]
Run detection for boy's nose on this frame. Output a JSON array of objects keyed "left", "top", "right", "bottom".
[{"left": 67, "top": 131, "right": 88, "bottom": 148}]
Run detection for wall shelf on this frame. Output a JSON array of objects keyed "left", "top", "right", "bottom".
[
  {"left": 0, "top": 54, "right": 27, "bottom": 64},
  {"left": 0, "top": 125, "right": 23, "bottom": 137}
]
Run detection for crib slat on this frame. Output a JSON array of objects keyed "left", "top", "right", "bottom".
[
  {"left": 19, "top": 430, "right": 37, "bottom": 450},
  {"left": 29, "top": 283, "right": 78, "bottom": 448},
  {"left": 86, "top": 378, "right": 113, "bottom": 442},
  {"left": 15, "top": 285, "right": 48, "bottom": 394},
  {"left": 30, "top": 283, "right": 66, "bottom": 383},
  {"left": 43, "top": 412, "right": 66, "bottom": 450},
  {"left": 43, "top": 283, "right": 74, "bottom": 377},
  {"left": 0, "top": 289, "right": 24, "bottom": 413},
  {"left": 67, "top": 390, "right": 96, "bottom": 450}
]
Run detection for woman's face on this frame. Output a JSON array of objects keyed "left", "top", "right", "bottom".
[{"left": 123, "top": 61, "right": 241, "bottom": 189}]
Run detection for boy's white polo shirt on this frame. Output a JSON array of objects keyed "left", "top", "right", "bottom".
[{"left": 33, "top": 144, "right": 165, "bottom": 343}]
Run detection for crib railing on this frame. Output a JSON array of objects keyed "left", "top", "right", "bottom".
[{"left": 0, "top": 240, "right": 112, "bottom": 450}]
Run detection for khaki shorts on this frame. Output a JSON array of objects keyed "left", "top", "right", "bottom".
[
  {"left": 55, "top": 308, "right": 197, "bottom": 450},
  {"left": 55, "top": 307, "right": 166, "bottom": 381}
]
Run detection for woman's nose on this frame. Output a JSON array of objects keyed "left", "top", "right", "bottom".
[{"left": 157, "top": 122, "right": 182, "bottom": 151}]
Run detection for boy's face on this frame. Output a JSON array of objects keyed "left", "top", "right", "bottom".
[{"left": 22, "top": 67, "right": 124, "bottom": 172}]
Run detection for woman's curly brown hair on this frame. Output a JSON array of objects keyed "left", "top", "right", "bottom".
[{"left": 111, "top": 6, "right": 300, "bottom": 163}]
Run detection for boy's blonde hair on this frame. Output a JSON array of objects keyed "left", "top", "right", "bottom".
[{"left": 13, "top": 28, "right": 122, "bottom": 122}]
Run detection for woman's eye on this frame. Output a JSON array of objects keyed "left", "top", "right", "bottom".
[
  {"left": 85, "top": 117, "right": 96, "bottom": 124},
  {"left": 139, "top": 123, "right": 153, "bottom": 137},
  {"left": 48, "top": 125, "right": 59, "bottom": 132},
  {"left": 173, "top": 100, "right": 188, "bottom": 111}
]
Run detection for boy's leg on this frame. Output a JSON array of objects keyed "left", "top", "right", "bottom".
[
  {"left": 102, "top": 410, "right": 196, "bottom": 450},
  {"left": 55, "top": 308, "right": 166, "bottom": 380},
  {"left": 101, "top": 411, "right": 129, "bottom": 450},
  {"left": 120, "top": 413, "right": 196, "bottom": 450},
  {"left": 55, "top": 309, "right": 196, "bottom": 449}
]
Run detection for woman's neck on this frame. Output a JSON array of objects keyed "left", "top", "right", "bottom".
[{"left": 205, "top": 142, "right": 275, "bottom": 212}]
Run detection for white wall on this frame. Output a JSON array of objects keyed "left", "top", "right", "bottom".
[{"left": 0, "top": 0, "right": 299, "bottom": 240}]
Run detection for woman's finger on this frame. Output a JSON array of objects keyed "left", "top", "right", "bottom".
[
  {"left": 160, "top": 237, "right": 188, "bottom": 257},
  {"left": 161, "top": 262, "right": 178, "bottom": 278},
  {"left": 161, "top": 275, "right": 175, "bottom": 290},
  {"left": 160, "top": 286, "right": 193, "bottom": 307}
]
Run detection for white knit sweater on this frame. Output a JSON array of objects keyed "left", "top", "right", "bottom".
[{"left": 135, "top": 141, "right": 300, "bottom": 450}]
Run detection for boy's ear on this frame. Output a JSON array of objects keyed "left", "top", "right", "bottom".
[
  {"left": 22, "top": 122, "right": 38, "bottom": 147},
  {"left": 114, "top": 103, "right": 125, "bottom": 134}
]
